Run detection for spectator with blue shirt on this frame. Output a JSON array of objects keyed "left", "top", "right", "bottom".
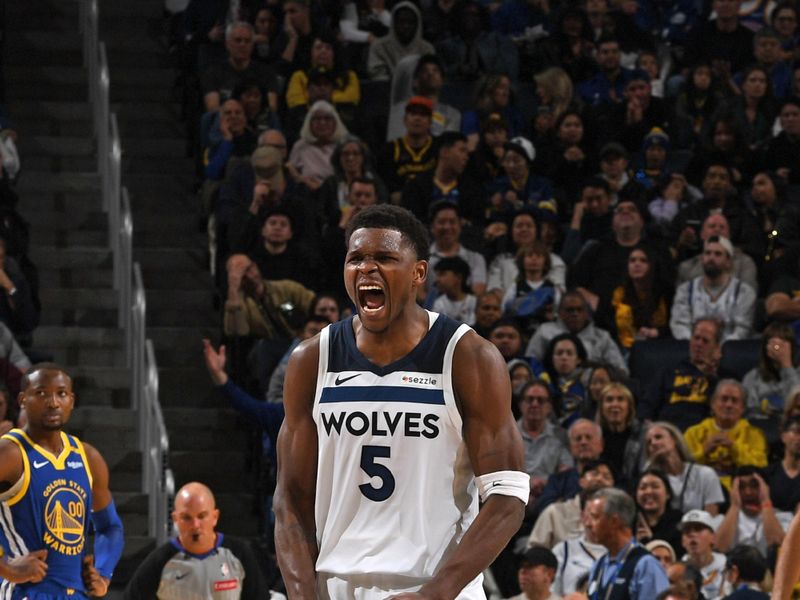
[
  {"left": 578, "top": 35, "right": 637, "bottom": 107},
  {"left": 585, "top": 488, "right": 670, "bottom": 600}
]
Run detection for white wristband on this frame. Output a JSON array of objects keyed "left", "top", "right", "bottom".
[{"left": 474, "top": 470, "right": 530, "bottom": 504}]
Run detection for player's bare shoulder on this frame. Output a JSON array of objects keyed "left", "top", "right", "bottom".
[
  {"left": 284, "top": 332, "right": 323, "bottom": 414},
  {"left": 452, "top": 329, "right": 512, "bottom": 410}
]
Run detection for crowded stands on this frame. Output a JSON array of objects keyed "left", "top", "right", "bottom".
[{"left": 169, "top": 0, "right": 800, "bottom": 596}]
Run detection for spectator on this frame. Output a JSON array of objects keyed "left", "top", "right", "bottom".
[
  {"left": 223, "top": 253, "right": 315, "bottom": 343},
  {"left": 715, "top": 467, "right": 791, "bottom": 557},
  {"left": 747, "top": 26, "right": 792, "bottom": 99},
  {"left": 670, "top": 236, "right": 756, "bottom": 342},
  {"left": 771, "top": 2, "right": 800, "bottom": 62},
  {"left": 686, "top": 117, "right": 759, "bottom": 189},
  {"left": 284, "top": 37, "right": 360, "bottom": 137},
  {"left": 525, "top": 7, "right": 595, "bottom": 80},
  {"left": 509, "top": 359, "right": 535, "bottom": 395},
  {"left": 530, "top": 68, "right": 576, "bottom": 143},
  {"left": 461, "top": 73, "right": 525, "bottom": 149},
  {"left": 746, "top": 171, "right": 800, "bottom": 266},
  {"left": 230, "top": 79, "right": 281, "bottom": 136},
  {"left": 386, "top": 54, "right": 462, "bottom": 140},
  {"left": 501, "top": 241, "right": 560, "bottom": 340},
  {"left": 682, "top": 0, "right": 755, "bottom": 79},
  {"left": 426, "top": 202, "right": 487, "bottom": 297},
  {"left": 420, "top": 0, "right": 458, "bottom": 43},
  {"left": 535, "top": 110, "right": 596, "bottom": 205},
  {"left": 765, "top": 243, "right": 800, "bottom": 324},
  {"left": 471, "top": 291, "right": 503, "bottom": 338},
  {"left": 763, "top": 415, "right": 800, "bottom": 512},
  {"left": 561, "top": 177, "right": 614, "bottom": 264},
  {"left": 676, "top": 213, "right": 758, "bottom": 293},
  {"left": 569, "top": 197, "right": 674, "bottom": 313},
  {"left": 726, "top": 65, "right": 777, "bottom": 149},
  {"left": 601, "top": 244, "right": 671, "bottom": 351},
  {"left": 508, "top": 546, "right": 561, "bottom": 600},
  {"left": 252, "top": 6, "right": 280, "bottom": 63},
  {"left": 543, "top": 333, "right": 588, "bottom": 428},
  {"left": 319, "top": 136, "right": 387, "bottom": 233},
  {"left": 526, "top": 291, "right": 628, "bottom": 375},
  {"left": 487, "top": 209, "right": 567, "bottom": 294},
  {"left": 367, "top": 2, "right": 434, "bottom": 81},
  {"left": 597, "top": 143, "right": 636, "bottom": 205},
  {"left": 402, "top": 131, "right": 483, "bottom": 226},
  {"left": 673, "top": 62, "right": 725, "bottom": 149},
  {"left": 684, "top": 380, "right": 767, "bottom": 490},
  {"left": 635, "top": 468, "right": 684, "bottom": 555},
  {"left": 338, "top": 0, "right": 391, "bottom": 49},
  {"left": 642, "top": 318, "right": 726, "bottom": 430},
  {"left": 742, "top": 322, "right": 800, "bottom": 442},
  {"left": 201, "top": 21, "right": 279, "bottom": 113},
  {"left": 124, "top": 482, "right": 268, "bottom": 599},
  {"left": 270, "top": 0, "right": 326, "bottom": 78},
  {"left": 583, "top": 362, "right": 625, "bottom": 421},
  {"left": 646, "top": 540, "right": 677, "bottom": 572},
  {"left": 205, "top": 98, "right": 258, "bottom": 181},
  {"left": 0, "top": 237, "right": 37, "bottom": 344},
  {"left": 0, "top": 383, "right": 15, "bottom": 435},
  {"left": 287, "top": 100, "right": 349, "bottom": 191},
  {"left": 436, "top": 0, "right": 519, "bottom": 82},
  {"left": 487, "top": 137, "right": 556, "bottom": 224},
  {"left": 468, "top": 112, "right": 509, "bottom": 184},
  {"left": 643, "top": 422, "right": 725, "bottom": 515},
  {"left": 585, "top": 488, "right": 670, "bottom": 600},
  {"left": 515, "top": 380, "right": 572, "bottom": 507},
  {"left": 310, "top": 293, "right": 342, "bottom": 323},
  {"left": 678, "top": 510, "right": 727, "bottom": 600},
  {"left": 378, "top": 95, "right": 437, "bottom": 198},
  {"left": 488, "top": 318, "right": 528, "bottom": 363},
  {"left": 534, "top": 419, "right": 605, "bottom": 516},
  {"left": 528, "top": 459, "right": 615, "bottom": 551},
  {"left": 720, "top": 545, "right": 769, "bottom": 600},
  {"left": 597, "top": 382, "right": 643, "bottom": 487},
  {"left": 431, "top": 256, "right": 477, "bottom": 324},
  {"left": 577, "top": 35, "right": 637, "bottom": 107}
]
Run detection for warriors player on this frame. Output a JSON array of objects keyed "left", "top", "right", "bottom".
[
  {"left": 0, "top": 364, "right": 124, "bottom": 598},
  {"left": 274, "top": 205, "right": 528, "bottom": 599}
]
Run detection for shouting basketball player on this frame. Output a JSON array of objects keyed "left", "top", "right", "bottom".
[
  {"left": 275, "top": 204, "right": 528, "bottom": 599},
  {"left": 0, "top": 364, "right": 124, "bottom": 598}
]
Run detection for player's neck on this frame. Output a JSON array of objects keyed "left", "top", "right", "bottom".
[
  {"left": 353, "top": 306, "right": 429, "bottom": 367},
  {"left": 25, "top": 427, "right": 64, "bottom": 454}
]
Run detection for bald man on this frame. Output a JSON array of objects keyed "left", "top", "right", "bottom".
[{"left": 124, "top": 482, "right": 268, "bottom": 599}]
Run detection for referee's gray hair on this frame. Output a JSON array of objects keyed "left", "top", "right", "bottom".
[
  {"left": 711, "top": 379, "right": 746, "bottom": 404},
  {"left": 568, "top": 418, "right": 603, "bottom": 441},
  {"left": 591, "top": 487, "right": 636, "bottom": 529},
  {"left": 226, "top": 21, "right": 254, "bottom": 39}
]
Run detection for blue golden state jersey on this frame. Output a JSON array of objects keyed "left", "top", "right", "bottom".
[{"left": 0, "top": 429, "right": 93, "bottom": 598}]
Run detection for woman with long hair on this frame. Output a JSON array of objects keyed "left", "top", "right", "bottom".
[
  {"left": 602, "top": 245, "right": 670, "bottom": 350},
  {"left": 287, "top": 100, "right": 349, "bottom": 190},
  {"left": 543, "top": 333, "right": 588, "bottom": 428},
  {"left": 642, "top": 421, "right": 725, "bottom": 515},
  {"left": 728, "top": 65, "right": 777, "bottom": 150},
  {"left": 501, "top": 241, "right": 559, "bottom": 340},
  {"left": 634, "top": 468, "right": 683, "bottom": 554},
  {"left": 596, "top": 382, "right": 642, "bottom": 487},
  {"left": 461, "top": 73, "right": 525, "bottom": 150},
  {"left": 742, "top": 321, "right": 800, "bottom": 444}
]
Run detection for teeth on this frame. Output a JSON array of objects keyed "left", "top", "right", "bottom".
[
  {"left": 358, "top": 285, "right": 382, "bottom": 291},
  {"left": 362, "top": 306, "right": 383, "bottom": 313}
]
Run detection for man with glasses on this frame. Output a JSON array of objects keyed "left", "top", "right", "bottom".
[{"left": 525, "top": 291, "right": 628, "bottom": 374}]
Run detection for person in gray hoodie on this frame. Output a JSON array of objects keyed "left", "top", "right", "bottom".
[{"left": 367, "top": 1, "right": 434, "bottom": 81}]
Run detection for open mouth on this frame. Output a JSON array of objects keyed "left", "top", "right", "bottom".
[{"left": 358, "top": 284, "right": 386, "bottom": 314}]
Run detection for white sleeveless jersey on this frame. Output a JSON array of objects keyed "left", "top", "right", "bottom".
[{"left": 313, "top": 311, "right": 479, "bottom": 578}]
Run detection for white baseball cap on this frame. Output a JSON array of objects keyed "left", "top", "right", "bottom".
[{"left": 679, "top": 509, "right": 716, "bottom": 532}]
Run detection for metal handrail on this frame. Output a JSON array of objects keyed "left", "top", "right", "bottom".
[{"left": 80, "top": 0, "right": 173, "bottom": 544}]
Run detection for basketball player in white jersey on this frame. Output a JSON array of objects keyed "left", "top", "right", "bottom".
[{"left": 274, "top": 204, "right": 529, "bottom": 599}]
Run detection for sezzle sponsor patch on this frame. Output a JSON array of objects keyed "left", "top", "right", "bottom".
[{"left": 214, "top": 579, "right": 239, "bottom": 591}]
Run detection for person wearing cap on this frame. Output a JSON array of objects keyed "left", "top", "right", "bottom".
[
  {"left": 715, "top": 465, "right": 791, "bottom": 559},
  {"left": 585, "top": 488, "right": 670, "bottom": 600},
  {"left": 679, "top": 510, "right": 726, "bottom": 600},
  {"left": 367, "top": 2, "right": 434, "bottom": 81},
  {"left": 386, "top": 54, "right": 462, "bottom": 141},
  {"left": 378, "top": 95, "right": 437, "bottom": 199},
  {"left": 488, "top": 136, "right": 555, "bottom": 223},
  {"left": 764, "top": 97, "right": 800, "bottom": 184},
  {"left": 676, "top": 214, "right": 758, "bottom": 292},
  {"left": 670, "top": 235, "right": 756, "bottom": 343},
  {"left": 632, "top": 127, "right": 672, "bottom": 192},
  {"left": 506, "top": 546, "right": 561, "bottom": 600},
  {"left": 720, "top": 545, "right": 769, "bottom": 600},
  {"left": 201, "top": 21, "right": 280, "bottom": 114},
  {"left": 401, "top": 131, "right": 483, "bottom": 226},
  {"left": 684, "top": 381, "right": 767, "bottom": 491},
  {"left": 598, "top": 143, "right": 639, "bottom": 205}
]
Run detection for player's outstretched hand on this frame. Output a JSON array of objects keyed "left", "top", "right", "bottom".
[
  {"left": 82, "top": 554, "right": 110, "bottom": 597},
  {"left": 3, "top": 549, "right": 48, "bottom": 583}
]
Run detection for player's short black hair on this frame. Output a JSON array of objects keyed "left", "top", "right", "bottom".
[{"left": 345, "top": 205, "right": 430, "bottom": 261}]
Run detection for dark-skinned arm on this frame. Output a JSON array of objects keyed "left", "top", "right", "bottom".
[
  {"left": 273, "top": 337, "right": 321, "bottom": 599},
  {"left": 391, "top": 331, "right": 526, "bottom": 600},
  {"left": 84, "top": 443, "right": 122, "bottom": 597}
]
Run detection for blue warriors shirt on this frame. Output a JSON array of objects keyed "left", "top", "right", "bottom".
[{"left": 0, "top": 429, "right": 93, "bottom": 598}]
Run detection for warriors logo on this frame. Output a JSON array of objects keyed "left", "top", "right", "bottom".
[{"left": 43, "top": 484, "right": 86, "bottom": 555}]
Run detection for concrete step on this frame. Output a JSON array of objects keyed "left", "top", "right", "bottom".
[
  {"left": 40, "top": 288, "right": 119, "bottom": 310},
  {"left": 170, "top": 450, "right": 254, "bottom": 492},
  {"left": 5, "top": 100, "right": 180, "bottom": 123},
  {"left": 29, "top": 246, "right": 111, "bottom": 269},
  {"left": 17, "top": 192, "right": 102, "bottom": 215},
  {"left": 23, "top": 156, "right": 97, "bottom": 173},
  {"left": 6, "top": 65, "right": 174, "bottom": 88},
  {"left": 35, "top": 325, "right": 124, "bottom": 347},
  {"left": 39, "top": 306, "right": 118, "bottom": 328},
  {"left": 17, "top": 135, "right": 94, "bottom": 157},
  {"left": 38, "top": 267, "right": 113, "bottom": 289},
  {"left": 14, "top": 118, "right": 185, "bottom": 139},
  {"left": 17, "top": 171, "right": 100, "bottom": 193},
  {"left": 31, "top": 228, "right": 108, "bottom": 246}
]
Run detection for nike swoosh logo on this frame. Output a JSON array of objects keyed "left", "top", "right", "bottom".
[
  {"left": 175, "top": 573, "right": 189, "bottom": 580},
  {"left": 33, "top": 460, "right": 48, "bottom": 469},
  {"left": 335, "top": 373, "right": 361, "bottom": 386}
]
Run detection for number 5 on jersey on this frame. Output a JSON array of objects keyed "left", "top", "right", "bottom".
[{"left": 359, "top": 445, "right": 395, "bottom": 502}]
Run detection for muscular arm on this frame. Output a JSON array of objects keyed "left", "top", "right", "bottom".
[
  {"left": 85, "top": 443, "right": 123, "bottom": 592},
  {"left": 412, "top": 332, "right": 525, "bottom": 600},
  {"left": 273, "top": 337, "right": 320, "bottom": 599},
  {"left": 0, "top": 438, "right": 22, "bottom": 489},
  {"left": 773, "top": 510, "right": 800, "bottom": 600}
]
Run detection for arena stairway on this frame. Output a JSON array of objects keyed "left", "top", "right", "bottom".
[{"left": 5, "top": 0, "right": 265, "bottom": 594}]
